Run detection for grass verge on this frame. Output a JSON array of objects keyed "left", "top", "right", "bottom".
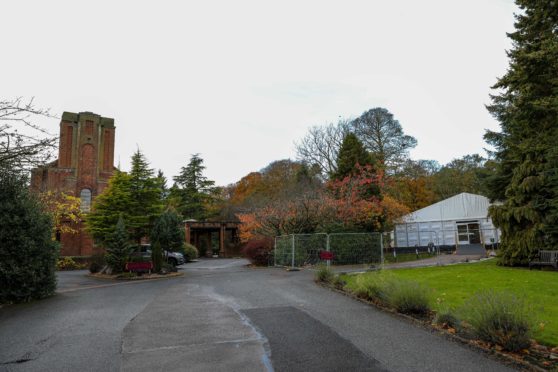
[{"left": 342, "top": 259, "right": 557, "bottom": 347}]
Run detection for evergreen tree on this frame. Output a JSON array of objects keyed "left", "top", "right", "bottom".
[
  {"left": 173, "top": 154, "right": 216, "bottom": 220},
  {"left": 0, "top": 170, "right": 58, "bottom": 303},
  {"left": 105, "top": 215, "right": 133, "bottom": 273},
  {"left": 157, "top": 169, "right": 170, "bottom": 201},
  {"left": 151, "top": 209, "right": 185, "bottom": 253},
  {"left": 485, "top": 1, "right": 558, "bottom": 265},
  {"left": 151, "top": 241, "right": 163, "bottom": 273},
  {"left": 332, "top": 133, "right": 374, "bottom": 181},
  {"left": 86, "top": 170, "right": 133, "bottom": 247},
  {"left": 128, "top": 150, "right": 164, "bottom": 242}
]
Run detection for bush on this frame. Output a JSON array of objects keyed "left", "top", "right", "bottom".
[
  {"left": 383, "top": 278, "right": 431, "bottom": 315},
  {"left": 315, "top": 264, "right": 334, "bottom": 283},
  {"left": 434, "top": 310, "right": 460, "bottom": 329},
  {"left": 352, "top": 273, "right": 388, "bottom": 300},
  {"left": 351, "top": 273, "right": 430, "bottom": 315},
  {"left": 332, "top": 275, "right": 346, "bottom": 289},
  {"left": 184, "top": 243, "right": 198, "bottom": 262},
  {"left": 57, "top": 257, "right": 86, "bottom": 270},
  {"left": 0, "top": 171, "right": 58, "bottom": 303},
  {"left": 105, "top": 216, "right": 133, "bottom": 273},
  {"left": 241, "top": 238, "right": 273, "bottom": 266},
  {"left": 89, "top": 254, "right": 105, "bottom": 273},
  {"left": 461, "top": 290, "right": 534, "bottom": 351}
]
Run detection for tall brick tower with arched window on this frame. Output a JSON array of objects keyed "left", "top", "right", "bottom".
[{"left": 31, "top": 112, "right": 115, "bottom": 256}]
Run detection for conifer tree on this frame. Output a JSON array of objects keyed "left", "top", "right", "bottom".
[
  {"left": 485, "top": 1, "right": 558, "bottom": 265},
  {"left": 151, "top": 209, "right": 185, "bottom": 253},
  {"left": 173, "top": 153, "right": 217, "bottom": 220},
  {"left": 332, "top": 133, "right": 374, "bottom": 181},
  {"left": 128, "top": 150, "right": 164, "bottom": 242},
  {"left": 86, "top": 170, "right": 133, "bottom": 247},
  {"left": 105, "top": 216, "right": 133, "bottom": 273}
]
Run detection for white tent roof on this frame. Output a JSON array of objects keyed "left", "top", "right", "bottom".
[{"left": 401, "top": 192, "right": 491, "bottom": 223}]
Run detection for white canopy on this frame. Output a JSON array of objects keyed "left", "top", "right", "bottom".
[{"left": 401, "top": 192, "right": 491, "bottom": 223}]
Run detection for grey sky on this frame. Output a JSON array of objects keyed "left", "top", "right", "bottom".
[{"left": 1, "top": 0, "right": 517, "bottom": 186}]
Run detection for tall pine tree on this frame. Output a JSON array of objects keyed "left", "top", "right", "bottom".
[
  {"left": 485, "top": 1, "right": 558, "bottom": 265},
  {"left": 172, "top": 154, "right": 217, "bottom": 220},
  {"left": 128, "top": 150, "right": 164, "bottom": 242}
]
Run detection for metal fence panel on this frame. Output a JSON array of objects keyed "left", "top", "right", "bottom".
[
  {"left": 329, "top": 233, "right": 382, "bottom": 266},
  {"left": 273, "top": 232, "right": 382, "bottom": 268},
  {"left": 274, "top": 235, "right": 293, "bottom": 267}
]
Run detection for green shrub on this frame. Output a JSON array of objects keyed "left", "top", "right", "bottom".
[
  {"left": 105, "top": 216, "right": 133, "bottom": 273},
  {"left": 184, "top": 243, "right": 198, "bottom": 262},
  {"left": 315, "top": 264, "right": 334, "bottom": 283},
  {"left": 383, "top": 278, "right": 431, "bottom": 315},
  {"left": 89, "top": 254, "right": 105, "bottom": 273},
  {"left": 434, "top": 310, "right": 460, "bottom": 328},
  {"left": 352, "top": 272, "right": 391, "bottom": 300},
  {"left": 57, "top": 257, "right": 86, "bottom": 270},
  {"left": 117, "top": 272, "right": 137, "bottom": 279},
  {"left": 350, "top": 273, "right": 431, "bottom": 315},
  {"left": 461, "top": 290, "right": 534, "bottom": 352},
  {"left": 0, "top": 171, "right": 58, "bottom": 303},
  {"left": 332, "top": 275, "right": 346, "bottom": 289}
]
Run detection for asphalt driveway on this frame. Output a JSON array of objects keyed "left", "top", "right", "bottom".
[{"left": 0, "top": 260, "right": 517, "bottom": 372}]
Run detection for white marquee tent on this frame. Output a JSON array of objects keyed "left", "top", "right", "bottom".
[{"left": 394, "top": 192, "right": 500, "bottom": 248}]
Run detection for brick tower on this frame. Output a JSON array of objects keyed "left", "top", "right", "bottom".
[{"left": 30, "top": 111, "right": 115, "bottom": 256}]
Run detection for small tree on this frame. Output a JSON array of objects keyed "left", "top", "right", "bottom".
[
  {"left": 105, "top": 216, "right": 133, "bottom": 273},
  {"left": 151, "top": 209, "right": 185, "bottom": 253},
  {"left": 0, "top": 171, "right": 58, "bottom": 303}
]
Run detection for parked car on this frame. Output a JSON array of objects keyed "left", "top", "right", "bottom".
[{"left": 131, "top": 244, "right": 185, "bottom": 267}]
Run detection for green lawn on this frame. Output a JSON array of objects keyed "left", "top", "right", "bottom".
[{"left": 342, "top": 259, "right": 558, "bottom": 346}]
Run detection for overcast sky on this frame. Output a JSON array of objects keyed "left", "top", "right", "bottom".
[{"left": 2, "top": 0, "right": 518, "bottom": 186}]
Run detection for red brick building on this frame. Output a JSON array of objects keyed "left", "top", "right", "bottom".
[{"left": 30, "top": 111, "right": 115, "bottom": 256}]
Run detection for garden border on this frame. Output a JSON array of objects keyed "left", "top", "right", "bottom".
[{"left": 316, "top": 280, "right": 550, "bottom": 372}]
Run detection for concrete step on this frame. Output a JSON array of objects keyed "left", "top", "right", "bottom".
[{"left": 456, "top": 244, "right": 486, "bottom": 256}]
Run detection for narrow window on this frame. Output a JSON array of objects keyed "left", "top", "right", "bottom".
[{"left": 80, "top": 189, "right": 92, "bottom": 213}]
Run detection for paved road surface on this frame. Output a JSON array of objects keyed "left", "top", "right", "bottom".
[{"left": 0, "top": 260, "right": 516, "bottom": 372}]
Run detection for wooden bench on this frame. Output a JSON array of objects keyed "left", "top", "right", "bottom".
[
  {"left": 529, "top": 250, "right": 558, "bottom": 270},
  {"left": 125, "top": 261, "right": 154, "bottom": 273}
]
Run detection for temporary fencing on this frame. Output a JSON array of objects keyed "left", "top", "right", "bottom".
[{"left": 273, "top": 232, "right": 383, "bottom": 269}]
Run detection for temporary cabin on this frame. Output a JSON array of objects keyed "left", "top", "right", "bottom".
[{"left": 394, "top": 193, "right": 500, "bottom": 248}]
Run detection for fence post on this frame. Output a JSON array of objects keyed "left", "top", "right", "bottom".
[
  {"left": 326, "top": 234, "right": 331, "bottom": 268},
  {"left": 291, "top": 234, "right": 295, "bottom": 269},
  {"left": 380, "top": 233, "right": 384, "bottom": 267}
]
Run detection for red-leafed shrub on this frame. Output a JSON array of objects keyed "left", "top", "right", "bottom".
[{"left": 241, "top": 238, "right": 273, "bottom": 266}]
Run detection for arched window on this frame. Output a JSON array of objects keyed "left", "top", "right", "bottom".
[{"left": 80, "top": 189, "right": 92, "bottom": 213}]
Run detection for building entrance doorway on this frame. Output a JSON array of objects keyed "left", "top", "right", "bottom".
[{"left": 456, "top": 221, "right": 481, "bottom": 245}]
